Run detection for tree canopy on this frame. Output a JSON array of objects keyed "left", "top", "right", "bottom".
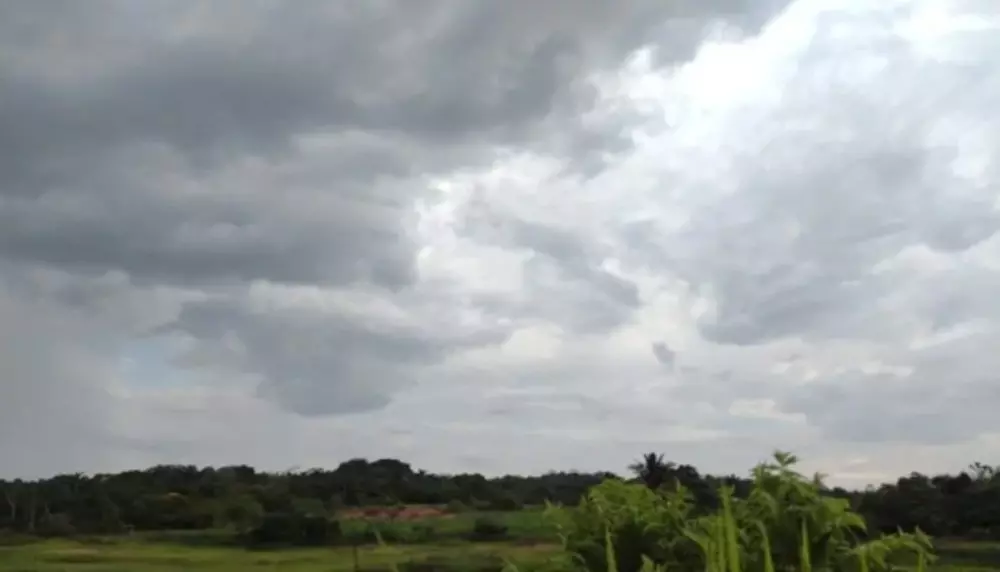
[{"left": 2, "top": 455, "right": 999, "bottom": 540}]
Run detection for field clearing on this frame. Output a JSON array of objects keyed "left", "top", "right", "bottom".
[
  {"left": 4, "top": 505, "right": 1000, "bottom": 571},
  {"left": 336, "top": 506, "right": 554, "bottom": 542},
  {"left": 4, "top": 535, "right": 1000, "bottom": 572},
  {"left": 5, "top": 537, "right": 1000, "bottom": 571},
  {"left": 0, "top": 507, "right": 562, "bottom": 571},
  {"left": 0, "top": 537, "right": 563, "bottom": 571}
]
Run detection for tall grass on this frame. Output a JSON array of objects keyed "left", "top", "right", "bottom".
[{"left": 545, "top": 452, "right": 935, "bottom": 572}]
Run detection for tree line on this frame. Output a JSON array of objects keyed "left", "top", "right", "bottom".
[{"left": 1, "top": 454, "right": 998, "bottom": 539}]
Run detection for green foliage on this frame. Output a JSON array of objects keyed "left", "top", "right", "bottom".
[
  {"left": 548, "top": 452, "right": 936, "bottom": 572},
  {"left": 470, "top": 516, "right": 510, "bottom": 541},
  {"left": 490, "top": 494, "right": 525, "bottom": 511},
  {"left": 359, "top": 522, "right": 408, "bottom": 544},
  {"left": 215, "top": 494, "right": 263, "bottom": 532},
  {"left": 36, "top": 513, "right": 76, "bottom": 538},
  {"left": 245, "top": 513, "right": 342, "bottom": 547},
  {"left": 546, "top": 478, "right": 701, "bottom": 572},
  {"left": 2, "top": 451, "right": 1000, "bottom": 545},
  {"left": 629, "top": 453, "right": 677, "bottom": 491},
  {"left": 0, "top": 537, "right": 565, "bottom": 571}
]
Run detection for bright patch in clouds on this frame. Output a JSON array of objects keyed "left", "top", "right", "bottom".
[{"left": 1, "top": 0, "right": 998, "bottom": 486}]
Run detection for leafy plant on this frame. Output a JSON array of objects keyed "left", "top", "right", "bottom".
[
  {"left": 470, "top": 516, "right": 510, "bottom": 540},
  {"left": 547, "top": 451, "right": 936, "bottom": 572}
]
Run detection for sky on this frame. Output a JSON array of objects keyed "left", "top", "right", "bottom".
[{"left": 2, "top": 0, "right": 999, "bottom": 488}]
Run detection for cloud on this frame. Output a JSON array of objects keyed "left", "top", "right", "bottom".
[
  {"left": 2, "top": 0, "right": 998, "bottom": 485},
  {"left": 651, "top": 342, "right": 676, "bottom": 368}
]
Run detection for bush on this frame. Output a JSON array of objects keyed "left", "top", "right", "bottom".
[
  {"left": 246, "top": 512, "right": 341, "bottom": 547},
  {"left": 547, "top": 479, "right": 699, "bottom": 572},
  {"left": 37, "top": 513, "right": 76, "bottom": 537},
  {"left": 445, "top": 499, "right": 469, "bottom": 513},
  {"left": 546, "top": 451, "right": 937, "bottom": 572},
  {"left": 410, "top": 523, "right": 437, "bottom": 543},
  {"left": 470, "top": 498, "right": 492, "bottom": 511},
  {"left": 469, "top": 516, "right": 509, "bottom": 541},
  {"left": 488, "top": 494, "right": 523, "bottom": 511}
]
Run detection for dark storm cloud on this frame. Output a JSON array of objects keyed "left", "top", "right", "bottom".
[
  {"left": 0, "top": 0, "right": 803, "bottom": 473},
  {"left": 0, "top": 0, "right": 790, "bottom": 288},
  {"left": 0, "top": 0, "right": 789, "bottom": 188}
]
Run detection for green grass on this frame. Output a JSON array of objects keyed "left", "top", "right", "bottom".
[
  {"left": 4, "top": 506, "right": 1000, "bottom": 572},
  {"left": 0, "top": 537, "right": 561, "bottom": 571},
  {"left": 0, "top": 508, "right": 563, "bottom": 571},
  {"left": 930, "top": 540, "right": 1000, "bottom": 572},
  {"left": 4, "top": 538, "right": 1000, "bottom": 572},
  {"left": 339, "top": 507, "right": 554, "bottom": 542},
  {"left": 0, "top": 505, "right": 581, "bottom": 570}
]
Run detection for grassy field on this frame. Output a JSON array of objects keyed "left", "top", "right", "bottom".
[
  {"left": 0, "top": 508, "right": 566, "bottom": 571},
  {"left": 337, "top": 508, "right": 555, "bottom": 542},
  {"left": 931, "top": 540, "right": 1000, "bottom": 572},
  {"left": 3, "top": 507, "right": 1000, "bottom": 572},
  {"left": 5, "top": 536, "right": 1000, "bottom": 571},
  {"left": 0, "top": 537, "right": 563, "bottom": 571}
]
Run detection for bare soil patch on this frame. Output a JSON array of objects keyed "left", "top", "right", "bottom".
[{"left": 338, "top": 504, "right": 453, "bottom": 520}]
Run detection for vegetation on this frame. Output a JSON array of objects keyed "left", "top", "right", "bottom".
[
  {"left": 3, "top": 451, "right": 1000, "bottom": 570},
  {"left": 547, "top": 452, "right": 933, "bottom": 572},
  {"left": 0, "top": 538, "right": 560, "bottom": 571}
]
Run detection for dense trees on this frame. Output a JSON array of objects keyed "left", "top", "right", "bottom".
[{"left": 1, "top": 456, "right": 999, "bottom": 540}]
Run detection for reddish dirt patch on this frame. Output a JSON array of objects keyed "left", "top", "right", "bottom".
[{"left": 338, "top": 504, "right": 453, "bottom": 520}]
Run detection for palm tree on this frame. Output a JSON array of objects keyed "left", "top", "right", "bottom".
[{"left": 628, "top": 452, "right": 676, "bottom": 490}]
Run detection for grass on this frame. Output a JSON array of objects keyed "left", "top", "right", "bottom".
[
  {"left": 0, "top": 508, "right": 563, "bottom": 571},
  {"left": 338, "top": 507, "right": 555, "bottom": 543},
  {"left": 0, "top": 536, "right": 562, "bottom": 571},
  {"left": 931, "top": 540, "right": 1000, "bottom": 572},
  {"left": 3, "top": 504, "right": 1000, "bottom": 572},
  {"left": 3, "top": 536, "right": 1000, "bottom": 572}
]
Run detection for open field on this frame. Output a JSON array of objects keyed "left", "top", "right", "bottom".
[
  {"left": 336, "top": 506, "right": 554, "bottom": 543},
  {"left": 5, "top": 516, "right": 1000, "bottom": 572},
  {"left": 932, "top": 541, "right": 1000, "bottom": 572},
  {"left": 0, "top": 537, "right": 563, "bottom": 571},
  {"left": 5, "top": 536, "right": 1000, "bottom": 572},
  {"left": 0, "top": 507, "right": 566, "bottom": 571}
]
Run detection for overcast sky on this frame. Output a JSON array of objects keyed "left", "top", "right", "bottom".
[{"left": 2, "top": 0, "right": 999, "bottom": 487}]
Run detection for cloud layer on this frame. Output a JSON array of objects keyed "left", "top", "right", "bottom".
[{"left": 2, "top": 0, "right": 998, "bottom": 486}]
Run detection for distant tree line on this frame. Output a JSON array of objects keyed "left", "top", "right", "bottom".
[{"left": 1, "top": 454, "right": 999, "bottom": 540}]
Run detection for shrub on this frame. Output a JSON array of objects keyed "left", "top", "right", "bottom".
[
  {"left": 37, "top": 513, "right": 76, "bottom": 537},
  {"left": 546, "top": 451, "right": 936, "bottom": 572},
  {"left": 471, "top": 498, "right": 493, "bottom": 511},
  {"left": 246, "top": 512, "right": 341, "bottom": 547},
  {"left": 469, "top": 516, "right": 509, "bottom": 541},
  {"left": 546, "top": 478, "right": 699, "bottom": 572},
  {"left": 446, "top": 499, "right": 470, "bottom": 513},
  {"left": 489, "top": 494, "right": 524, "bottom": 511},
  {"left": 410, "top": 523, "right": 437, "bottom": 543}
]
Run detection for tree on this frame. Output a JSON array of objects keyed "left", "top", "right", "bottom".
[
  {"left": 1, "top": 451, "right": 998, "bottom": 542},
  {"left": 629, "top": 452, "right": 676, "bottom": 490}
]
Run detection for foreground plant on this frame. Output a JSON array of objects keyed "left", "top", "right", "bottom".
[{"left": 547, "top": 452, "right": 935, "bottom": 572}]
